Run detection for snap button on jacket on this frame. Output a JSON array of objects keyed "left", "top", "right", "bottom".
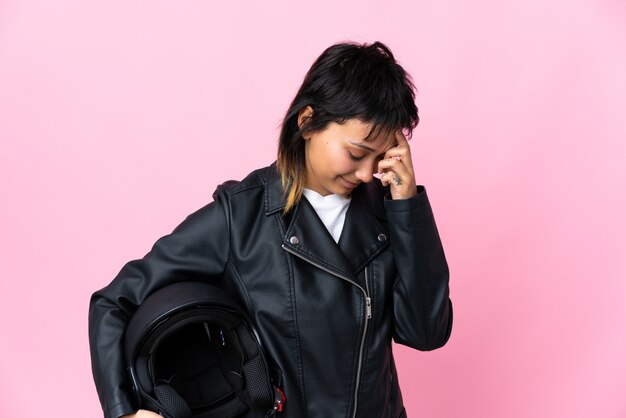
[{"left": 88, "top": 163, "right": 453, "bottom": 418}]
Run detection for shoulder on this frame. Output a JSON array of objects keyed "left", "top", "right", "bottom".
[{"left": 212, "top": 163, "right": 275, "bottom": 200}]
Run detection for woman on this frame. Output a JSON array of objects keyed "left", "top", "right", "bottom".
[{"left": 89, "top": 40, "right": 453, "bottom": 418}]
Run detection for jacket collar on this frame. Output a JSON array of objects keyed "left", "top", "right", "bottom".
[
  {"left": 261, "top": 163, "right": 390, "bottom": 279},
  {"left": 261, "top": 162, "right": 387, "bottom": 220},
  {"left": 263, "top": 162, "right": 288, "bottom": 216}
]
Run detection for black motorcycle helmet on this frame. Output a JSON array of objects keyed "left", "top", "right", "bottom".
[{"left": 124, "top": 281, "right": 284, "bottom": 418}]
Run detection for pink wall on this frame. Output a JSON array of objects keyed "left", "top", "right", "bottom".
[{"left": 1, "top": 0, "right": 625, "bottom": 417}]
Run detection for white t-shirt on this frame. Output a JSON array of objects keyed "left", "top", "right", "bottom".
[{"left": 302, "top": 188, "right": 351, "bottom": 243}]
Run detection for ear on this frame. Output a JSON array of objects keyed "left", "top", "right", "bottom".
[{"left": 297, "top": 106, "right": 314, "bottom": 130}]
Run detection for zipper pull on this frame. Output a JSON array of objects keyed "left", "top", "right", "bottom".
[{"left": 366, "top": 297, "right": 372, "bottom": 319}]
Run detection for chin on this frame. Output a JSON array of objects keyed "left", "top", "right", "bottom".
[{"left": 337, "top": 186, "right": 355, "bottom": 197}]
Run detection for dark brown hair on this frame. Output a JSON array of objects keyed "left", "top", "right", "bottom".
[{"left": 277, "top": 41, "right": 419, "bottom": 213}]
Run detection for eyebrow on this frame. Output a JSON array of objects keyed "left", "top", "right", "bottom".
[
  {"left": 348, "top": 140, "right": 395, "bottom": 156},
  {"left": 348, "top": 141, "right": 377, "bottom": 152}
]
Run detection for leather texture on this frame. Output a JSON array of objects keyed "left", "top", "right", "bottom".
[{"left": 89, "top": 162, "right": 453, "bottom": 418}]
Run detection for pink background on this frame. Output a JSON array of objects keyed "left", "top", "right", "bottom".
[{"left": 1, "top": 0, "right": 625, "bottom": 417}]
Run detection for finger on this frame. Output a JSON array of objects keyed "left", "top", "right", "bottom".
[
  {"left": 380, "top": 171, "right": 397, "bottom": 187},
  {"left": 384, "top": 131, "right": 413, "bottom": 163},
  {"left": 395, "top": 129, "right": 409, "bottom": 147},
  {"left": 381, "top": 169, "right": 406, "bottom": 192},
  {"left": 378, "top": 157, "right": 404, "bottom": 172},
  {"left": 378, "top": 165, "right": 408, "bottom": 189},
  {"left": 378, "top": 155, "right": 413, "bottom": 178},
  {"left": 383, "top": 146, "right": 411, "bottom": 163},
  {"left": 380, "top": 171, "right": 389, "bottom": 187},
  {"left": 380, "top": 168, "right": 417, "bottom": 199}
]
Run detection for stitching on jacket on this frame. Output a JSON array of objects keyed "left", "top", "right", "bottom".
[
  {"left": 275, "top": 213, "right": 309, "bottom": 418},
  {"left": 219, "top": 187, "right": 233, "bottom": 269},
  {"left": 225, "top": 183, "right": 263, "bottom": 197},
  {"left": 226, "top": 261, "right": 254, "bottom": 318},
  {"left": 222, "top": 187, "right": 256, "bottom": 345}
]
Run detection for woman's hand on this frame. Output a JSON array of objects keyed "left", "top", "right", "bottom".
[
  {"left": 122, "top": 410, "right": 163, "bottom": 418},
  {"left": 377, "top": 130, "right": 417, "bottom": 200}
]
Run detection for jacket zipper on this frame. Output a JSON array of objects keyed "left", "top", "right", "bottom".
[
  {"left": 352, "top": 267, "right": 371, "bottom": 418},
  {"left": 281, "top": 244, "right": 371, "bottom": 418}
]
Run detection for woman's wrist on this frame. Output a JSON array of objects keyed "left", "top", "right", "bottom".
[{"left": 121, "top": 410, "right": 162, "bottom": 418}]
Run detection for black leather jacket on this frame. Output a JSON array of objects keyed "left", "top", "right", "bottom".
[{"left": 89, "top": 163, "right": 453, "bottom": 418}]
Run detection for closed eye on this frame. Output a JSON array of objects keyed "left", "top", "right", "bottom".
[
  {"left": 348, "top": 151, "right": 365, "bottom": 161},
  {"left": 348, "top": 151, "right": 386, "bottom": 161}
]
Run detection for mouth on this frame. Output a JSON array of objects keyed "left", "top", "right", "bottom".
[{"left": 339, "top": 176, "right": 359, "bottom": 189}]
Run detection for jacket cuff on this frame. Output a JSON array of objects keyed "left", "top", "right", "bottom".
[
  {"left": 105, "top": 401, "right": 136, "bottom": 418},
  {"left": 382, "top": 185, "right": 428, "bottom": 213}
]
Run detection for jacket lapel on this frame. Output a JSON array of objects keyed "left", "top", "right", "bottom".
[
  {"left": 338, "top": 182, "right": 390, "bottom": 274},
  {"left": 262, "top": 163, "right": 390, "bottom": 280},
  {"left": 284, "top": 198, "right": 355, "bottom": 280}
]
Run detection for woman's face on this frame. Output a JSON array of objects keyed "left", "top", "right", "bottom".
[{"left": 300, "top": 108, "right": 397, "bottom": 197}]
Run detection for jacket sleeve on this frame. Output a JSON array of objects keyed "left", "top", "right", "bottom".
[
  {"left": 88, "top": 187, "right": 231, "bottom": 418},
  {"left": 383, "top": 185, "right": 453, "bottom": 351}
]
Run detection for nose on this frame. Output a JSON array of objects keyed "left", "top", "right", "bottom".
[{"left": 355, "top": 163, "right": 375, "bottom": 183}]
